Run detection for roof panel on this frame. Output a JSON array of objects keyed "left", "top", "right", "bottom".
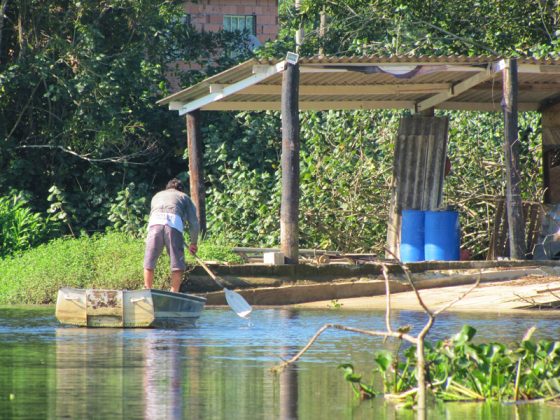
[{"left": 159, "top": 55, "right": 560, "bottom": 113}]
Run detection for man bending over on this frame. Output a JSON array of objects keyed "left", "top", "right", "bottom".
[{"left": 143, "top": 178, "right": 199, "bottom": 293}]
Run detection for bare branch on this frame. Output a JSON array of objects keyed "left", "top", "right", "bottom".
[
  {"left": 433, "top": 274, "right": 481, "bottom": 315},
  {"left": 513, "top": 292, "right": 538, "bottom": 307},
  {"left": 15, "top": 144, "right": 155, "bottom": 165},
  {"left": 6, "top": 81, "right": 42, "bottom": 140},
  {"left": 271, "top": 323, "right": 417, "bottom": 373},
  {"left": 381, "top": 264, "right": 393, "bottom": 333},
  {"left": 384, "top": 247, "right": 433, "bottom": 317}
]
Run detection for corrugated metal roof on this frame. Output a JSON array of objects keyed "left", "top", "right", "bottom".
[{"left": 158, "top": 55, "right": 560, "bottom": 114}]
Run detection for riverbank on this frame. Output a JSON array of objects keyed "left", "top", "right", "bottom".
[
  {"left": 293, "top": 275, "right": 560, "bottom": 313},
  {"left": 196, "top": 260, "right": 560, "bottom": 313}
]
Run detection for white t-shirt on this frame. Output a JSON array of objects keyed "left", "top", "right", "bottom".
[{"left": 148, "top": 212, "right": 184, "bottom": 232}]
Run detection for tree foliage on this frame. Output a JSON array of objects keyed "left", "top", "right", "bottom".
[
  {"left": 0, "top": 0, "right": 252, "bottom": 237},
  {"left": 292, "top": 0, "right": 559, "bottom": 57},
  {"left": 0, "top": 0, "right": 558, "bottom": 259}
]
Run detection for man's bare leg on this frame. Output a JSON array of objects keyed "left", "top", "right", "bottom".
[
  {"left": 144, "top": 269, "right": 154, "bottom": 289},
  {"left": 170, "top": 270, "right": 184, "bottom": 293}
]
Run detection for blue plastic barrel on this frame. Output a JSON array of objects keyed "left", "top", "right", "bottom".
[
  {"left": 400, "top": 210, "right": 425, "bottom": 262},
  {"left": 424, "top": 210, "right": 460, "bottom": 261}
]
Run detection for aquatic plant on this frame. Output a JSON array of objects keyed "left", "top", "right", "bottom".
[
  {"left": 327, "top": 299, "right": 343, "bottom": 309},
  {"left": 340, "top": 325, "right": 560, "bottom": 404},
  {"left": 272, "top": 259, "right": 559, "bottom": 416}
]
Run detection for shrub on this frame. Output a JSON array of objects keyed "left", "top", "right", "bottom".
[{"left": 0, "top": 193, "right": 58, "bottom": 258}]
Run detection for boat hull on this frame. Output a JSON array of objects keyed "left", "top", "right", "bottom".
[{"left": 55, "top": 288, "right": 206, "bottom": 328}]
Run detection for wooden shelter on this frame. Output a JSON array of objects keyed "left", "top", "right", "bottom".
[{"left": 158, "top": 55, "right": 560, "bottom": 263}]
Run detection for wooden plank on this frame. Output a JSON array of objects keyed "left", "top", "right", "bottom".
[
  {"left": 201, "top": 100, "right": 417, "bottom": 111},
  {"left": 487, "top": 199, "right": 503, "bottom": 260},
  {"left": 416, "top": 68, "right": 493, "bottom": 112},
  {"left": 502, "top": 58, "right": 526, "bottom": 259},
  {"left": 487, "top": 198, "right": 543, "bottom": 259},
  {"left": 187, "top": 110, "right": 206, "bottom": 235},
  {"left": 280, "top": 62, "right": 300, "bottom": 264},
  {"left": 210, "top": 83, "right": 451, "bottom": 96},
  {"left": 177, "top": 62, "right": 286, "bottom": 115},
  {"left": 299, "top": 63, "right": 490, "bottom": 73},
  {"left": 440, "top": 102, "right": 540, "bottom": 112}
]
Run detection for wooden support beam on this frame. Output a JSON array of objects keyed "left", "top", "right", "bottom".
[
  {"left": 177, "top": 62, "right": 285, "bottom": 115},
  {"left": 416, "top": 67, "right": 493, "bottom": 112},
  {"left": 208, "top": 83, "right": 450, "bottom": 96},
  {"left": 440, "top": 101, "right": 539, "bottom": 112},
  {"left": 201, "top": 100, "right": 417, "bottom": 111},
  {"left": 280, "top": 63, "right": 300, "bottom": 264},
  {"left": 493, "top": 60, "right": 560, "bottom": 74},
  {"left": 200, "top": 100, "right": 541, "bottom": 112},
  {"left": 299, "top": 64, "right": 487, "bottom": 73},
  {"left": 502, "top": 58, "right": 526, "bottom": 259},
  {"left": 187, "top": 110, "right": 206, "bottom": 236}
]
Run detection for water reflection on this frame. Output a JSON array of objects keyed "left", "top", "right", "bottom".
[
  {"left": 54, "top": 328, "right": 188, "bottom": 419},
  {"left": 55, "top": 328, "right": 132, "bottom": 418},
  {"left": 1, "top": 307, "right": 560, "bottom": 419},
  {"left": 278, "top": 310, "right": 299, "bottom": 420},
  {"left": 143, "top": 331, "right": 183, "bottom": 420}
]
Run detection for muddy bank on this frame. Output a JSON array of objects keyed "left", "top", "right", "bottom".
[{"left": 188, "top": 260, "right": 560, "bottom": 311}]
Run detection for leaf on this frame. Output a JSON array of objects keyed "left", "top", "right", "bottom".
[
  {"left": 452, "top": 325, "right": 477, "bottom": 345},
  {"left": 374, "top": 351, "right": 393, "bottom": 372}
]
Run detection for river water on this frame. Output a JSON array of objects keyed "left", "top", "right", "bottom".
[{"left": 1, "top": 306, "right": 560, "bottom": 419}]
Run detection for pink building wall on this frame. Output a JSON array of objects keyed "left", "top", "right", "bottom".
[
  {"left": 167, "top": 1, "right": 279, "bottom": 92},
  {"left": 184, "top": 0, "right": 279, "bottom": 44}
]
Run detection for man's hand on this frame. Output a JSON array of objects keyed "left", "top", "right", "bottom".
[{"left": 188, "top": 243, "right": 198, "bottom": 255}]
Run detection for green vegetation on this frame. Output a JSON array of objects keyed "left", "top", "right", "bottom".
[
  {"left": 0, "top": 193, "right": 58, "bottom": 259},
  {"left": 340, "top": 325, "right": 560, "bottom": 404},
  {"left": 0, "top": 232, "right": 242, "bottom": 305},
  {"left": 0, "top": 2, "right": 558, "bottom": 269}
]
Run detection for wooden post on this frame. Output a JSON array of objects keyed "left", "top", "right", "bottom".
[
  {"left": 280, "top": 62, "right": 300, "bottom": 264},
  {"left": 502, "top": 58, "right": 526, "bottom": 259},
  {"left": 295, "top": 0, "right": 304, "bottom": 51},
  {"left": 186, "top": 110, "right": 206, "bottom": 236}
]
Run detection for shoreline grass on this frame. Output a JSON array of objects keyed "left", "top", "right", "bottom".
[{"left": 0, "top": 232, "right": 243, "bottom": 305}]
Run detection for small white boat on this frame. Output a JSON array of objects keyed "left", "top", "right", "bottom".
[{"left": 55, "top": 287, "right": 206, "bottom": 328}]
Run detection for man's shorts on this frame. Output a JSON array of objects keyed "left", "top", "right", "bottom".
[{"left": 143, "top": 224, "right": 186, "bottom": 271}]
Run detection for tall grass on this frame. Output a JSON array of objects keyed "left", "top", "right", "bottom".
[{"left": 0, "top": 232, "right": 243, "bottom": 305}]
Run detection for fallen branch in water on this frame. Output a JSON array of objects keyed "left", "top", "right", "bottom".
[
  {"left": 272, "top": 252, "right": 481, "bottom": 416},
  {"left": 272, "top": 323, "right": 417, "bottom": 373}
]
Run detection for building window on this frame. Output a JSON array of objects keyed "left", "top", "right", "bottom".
[{"left": 223, "top": 15, "right": 256, "bottom": 35}]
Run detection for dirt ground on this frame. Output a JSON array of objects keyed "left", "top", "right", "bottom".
[{"left": 294, "top": 274, "right": 560, "bottom": 313}]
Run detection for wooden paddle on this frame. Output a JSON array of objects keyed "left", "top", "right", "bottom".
[{"left": 193, "top": 255, "right": 252, "bottom": 318}]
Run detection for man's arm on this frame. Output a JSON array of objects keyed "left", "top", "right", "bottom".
[{"left": 183, "top": 197, "right": 200, "bottom": 254}]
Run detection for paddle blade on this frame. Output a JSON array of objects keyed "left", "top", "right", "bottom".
[{"left": 224, "top": 288, "right": 252, "bottom": 318}]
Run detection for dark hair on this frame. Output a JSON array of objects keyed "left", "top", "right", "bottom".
[{"left": 166, "top": 178, "right": 184, "bottom": 192}]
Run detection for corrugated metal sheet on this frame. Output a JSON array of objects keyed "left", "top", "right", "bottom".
[
  {"left": 158, "top": 55, "right": 560, "bottom": 113},
  {"left": 386, "top": 116, "right": 449, "bottom": 258}
]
